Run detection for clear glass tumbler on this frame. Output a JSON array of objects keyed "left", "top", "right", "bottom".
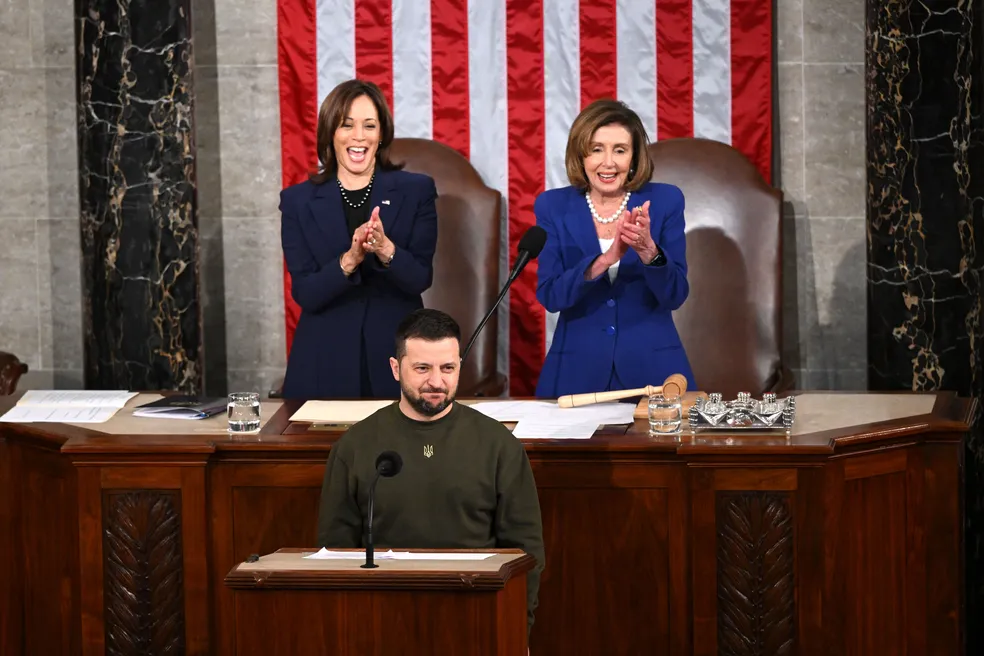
[
  {"left": 227, "top": 392, "right": 261, "bottom": 433},
  {"left": 648, "top": 393, "right": 682, "bottom": 433}
]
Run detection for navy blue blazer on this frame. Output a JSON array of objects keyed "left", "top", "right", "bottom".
[
  {"left": 534, "top": 182, "right": 697, "bottom": 398},
  {"left": 280, "top": 169, "right": 438, "bottom": 399}
]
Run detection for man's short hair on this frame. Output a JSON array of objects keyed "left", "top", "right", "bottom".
[{"left": 394, "top": 309, "right": 462, "bottom": 360}]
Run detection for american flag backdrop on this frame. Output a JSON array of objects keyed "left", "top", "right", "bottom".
[{"left": 276, "top": 0, "right": 773, "bottom": 396}]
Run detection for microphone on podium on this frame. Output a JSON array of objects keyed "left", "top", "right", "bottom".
[
  {"left": 460, "top": 226, "right": 547, "bottom": 365},
  {"left": 362, "top": 450, "right": 403, "bottom": 569}
]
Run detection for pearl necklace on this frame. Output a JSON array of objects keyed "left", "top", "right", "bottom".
[
  {"left": 586, "top": 191, "right": 630, "bottom": 224},
  {"left": 337, "top": 173, "right": 374, "bottom": 208}
]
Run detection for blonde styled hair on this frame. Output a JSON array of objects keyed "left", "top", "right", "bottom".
[{"left": 564, "top": 99, "right": 653, "bottom": 191}]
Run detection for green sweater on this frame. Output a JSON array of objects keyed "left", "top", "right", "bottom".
[{"left": 317, "top": 401, "right": 546, "bottom": 631}]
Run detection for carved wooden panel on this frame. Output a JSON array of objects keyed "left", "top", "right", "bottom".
[
  {"left": 102, "top": 491, "right": 185, "bottom": 655},
  {"left": 716, "top": 492, "right": 795, "bottom": 656}
]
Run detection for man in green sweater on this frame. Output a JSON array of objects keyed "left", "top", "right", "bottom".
[{"left": 317, "top": 308, "right": 546, "bottom": 636}]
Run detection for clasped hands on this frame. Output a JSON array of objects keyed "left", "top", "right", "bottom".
[
  {"left": 340, "top": 207, "right": 395, "bottom": 275},
  {"left": 599, "top": 200, "right": 659, "bottom": 268}
]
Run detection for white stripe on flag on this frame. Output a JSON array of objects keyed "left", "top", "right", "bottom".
[
  {"left": 616, "top": 0, "right": 657, "bottom": 141},
  {"left": 467, "top": 0, "right": 511, "bottom": 385},
  {"left": 467, "top": 0, "right": 508, "bottom": 196},
  {"left": 692, "top": 0, "right": 732, "bottom": 143},
  {"left": 316, "top": 0, "right": 355, "bottom": 106},
  {"left": 543, "top": 0, "right": 579, "bottom": 194},
  {"left": 392, "top": 0, "right": 432, "bottom": 138},
  {"left": 543, "top": 0, "right": 580, "bottom": 353}
]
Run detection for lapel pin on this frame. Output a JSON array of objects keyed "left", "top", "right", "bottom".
[{"left": 382, "top": 199, "right": 391, "bottom": 205}]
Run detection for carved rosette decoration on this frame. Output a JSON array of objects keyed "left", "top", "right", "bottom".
[
  {"left": 102, "top": 491, "right": 185, "bottom": 655},
  {"left": 716, "top": 492, "right": 795, "bottom": 656}
]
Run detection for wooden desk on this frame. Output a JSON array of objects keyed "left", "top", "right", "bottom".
[{"left": 0, "top": 391, "right": 973, "bottom": 655}]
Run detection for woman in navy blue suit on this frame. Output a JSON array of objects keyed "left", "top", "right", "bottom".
[
  {"left": 535, "top": 99, "right": 696, "bottom": 398},
  {"left": 280, "top": 80, "right": 438, "bottom": 399}
]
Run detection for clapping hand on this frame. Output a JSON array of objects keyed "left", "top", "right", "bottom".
[
  {"left": 363, "top": 207, "right": 395, "bottom": 263},
  {"left": 586, "top": 210, "right": 632, "bottom": 281},
  {"left": 340, "top": 224, "right": 369, "bottom": 275},
  {"left": 618, "top": 200, "right": 658, "bottom": 263},
  {"left": 600, "top": 210, "right": 631, "bottom": 265}
]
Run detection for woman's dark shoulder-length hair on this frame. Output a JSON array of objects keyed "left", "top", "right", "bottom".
[
  {"left": 310, "top": 79, "right": 404, "bottom": 184},
  {"left": 564, "top": 98, "right": 653, "bottom": 192}
]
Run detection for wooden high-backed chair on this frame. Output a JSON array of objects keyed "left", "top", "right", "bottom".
[
  {"left": 390, "top": 139, "right": 505, "bottom": 396},
  {"left": 0, "top": 351, "right": 28, "bottom": 395},
  {"left": 649, "top": 138, "right": 792, "bottom": 397}
]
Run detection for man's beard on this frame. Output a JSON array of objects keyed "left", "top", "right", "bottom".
[{"left": 401, "top": 379, "right": 456, "bottom": 417}]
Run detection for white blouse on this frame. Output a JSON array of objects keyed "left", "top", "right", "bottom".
[{"left": 598, "top": 238, "right": 619, "bottom": 282}]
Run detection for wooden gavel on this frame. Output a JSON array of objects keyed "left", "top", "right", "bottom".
[{"left": 556, "top": 373, "right": 688, "bottom": 408}]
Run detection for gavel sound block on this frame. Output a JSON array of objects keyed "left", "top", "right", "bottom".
[{"left": 556, "top": 373, "right": 689, "bottom": 408}]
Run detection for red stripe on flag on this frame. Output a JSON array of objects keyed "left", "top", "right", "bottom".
[
  {"left": 506, "top": 0, "right": 545, "bottom": 396},
  {"left": 730, "top": 0, "right": 773, "bottom": 183},
  {"left": 656, "top": 0, "right": 694, "bottom": 139},
  {"left": 579, "top": 1, "right": 617, "bottom": 107},
  {"left": 431, "top": 0, "right": 470, "bottom": 157},
  {"left": 277, "top": 0, "right": 318, "bottom": 355},
  {"left": 355, "top": 0, "right": 394, "bottom": 107}
]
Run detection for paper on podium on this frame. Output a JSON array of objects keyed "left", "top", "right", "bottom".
[
  {"left": 303, "top": 549, "right": 377, "bottom": 560},
  {"left": 470, "top": 399, "right": 637, "bottom": 439},
  {"left": 469, "top": 400, "right": 635, "bottom": 424},
  {"left": 512, "top": 420, "right": 598, "bottom": 439},
  {"left": 303, "top": 548, "right": 493, "bottom": 561},
  {"left": 289, "top": 400, "right": 396, "bottom": 424},
  {"left": 389, "top": 552, "right": 494, "bottom": 561},
  {"left": 465, "top": 400, "right": 556, "bottom": 421},
  {"left": 0, "top": 390, "right": 137, "bottom": 423}
]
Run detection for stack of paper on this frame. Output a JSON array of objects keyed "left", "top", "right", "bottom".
[
  {"left": 302, "top": 548, "right": 494, "bottom": 561},
  {"left": 469, "top": 400, "right": 636, "bottom": 440},
  {"left": 289, "top": 399, "right": 396, "bottom": 424},
  {"left": 0, "top": 390, "right": 137, "bottom": 423},
  {"left": 465, "top": 400, "right": 556, "bottom": 421}
]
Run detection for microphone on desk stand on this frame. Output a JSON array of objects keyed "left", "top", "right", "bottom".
[
  {"left": 362, "top": 450, "right": 404, "bottom": 569},
  {"left": 460, "top": 225, "right": 548, "bottom": 366}
]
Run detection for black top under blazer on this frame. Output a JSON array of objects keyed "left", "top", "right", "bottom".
[{"left": 279, "top": 168, "right": 439, "bottom": 399}]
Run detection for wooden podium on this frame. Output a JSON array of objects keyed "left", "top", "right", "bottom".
[{"left": 223, "top": 548, "right": 535, "bottom": 655}]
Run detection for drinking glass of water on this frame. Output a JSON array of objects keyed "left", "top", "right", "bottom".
[
  {"left": 228, "top": 392, "right": 261, "bottom": 433},
  {"left": 648, "top": 393, "right": 682, "bottom": 434}
]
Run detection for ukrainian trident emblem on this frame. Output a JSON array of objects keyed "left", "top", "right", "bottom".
[{"left": 423, "top": 445, "right": 434, "bottom": 458}]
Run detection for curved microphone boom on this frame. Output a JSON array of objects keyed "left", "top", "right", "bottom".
[
  {"left": 362, "top": 450, "right": 404, "bottom": 569},
  {"left": 461, "top": 226, "right": 547, "bottom": 365}
]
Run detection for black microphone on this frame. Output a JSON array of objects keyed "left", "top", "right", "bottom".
[
  {"left": 460, "top": 226, "right": 547, "bottom": 365},
  {"left": 362, "top": 450, "right": 403, "bottom": 569}
]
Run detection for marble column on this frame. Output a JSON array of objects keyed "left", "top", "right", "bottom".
[
  {"left": 76, "top": 0, "right": 202, "bottom": 392},
  {"left": 865, "top": 0, "right": 984, "bottom": 648}
]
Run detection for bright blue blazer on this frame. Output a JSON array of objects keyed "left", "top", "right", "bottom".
[
  {"left": 534, "top": 182, "right": 696, "bottom": 398},
  {"left": 280, "top": 169, "right": 438, "bottom": 399}
]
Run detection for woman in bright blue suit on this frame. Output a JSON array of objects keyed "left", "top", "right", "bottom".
[
  {"left": 534, "top": 99, "right": 696, "bottom": 398},
  {"left": 280, "top": 79, "right": 438, "bottom": 399}
]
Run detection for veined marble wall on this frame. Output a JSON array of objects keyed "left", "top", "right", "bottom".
[
  {"left": 77, "top": 0, "right": 202, "bottom": 393},
  {"left": 864, "top": 0, "right": 984, "bottom": 646},
  {"left": 1, "top": 0, "right": 867, "bottom": 395}
]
